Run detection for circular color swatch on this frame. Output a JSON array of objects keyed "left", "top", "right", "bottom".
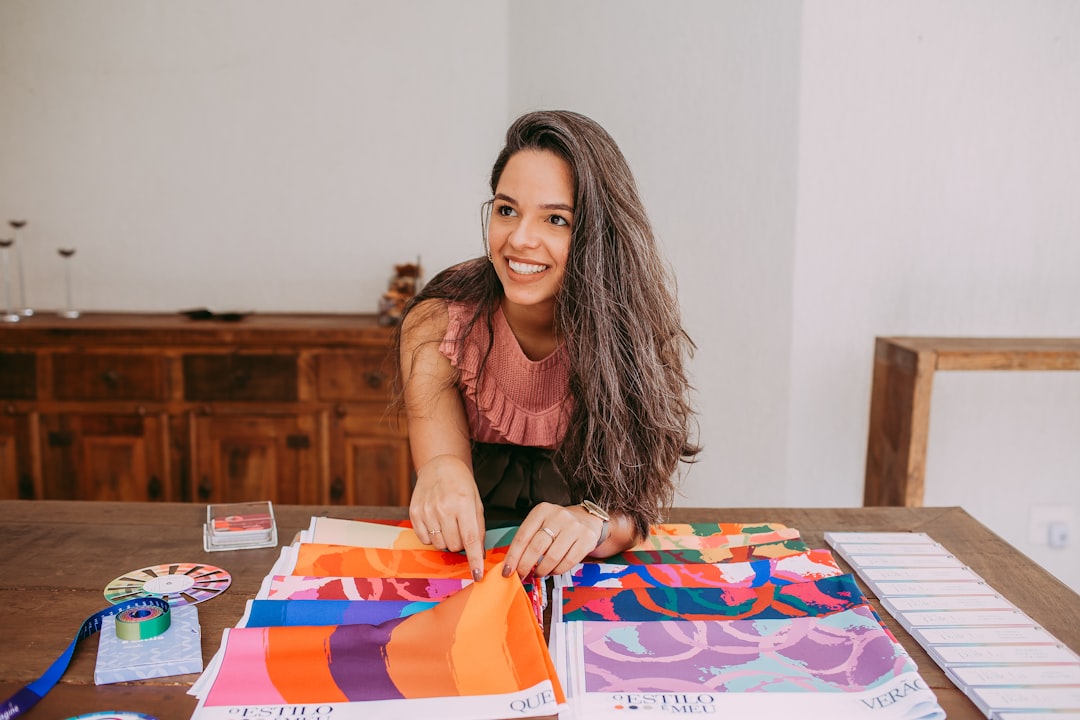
[{"left": 104, "top": 563, "right": 231, "bottom": 607}]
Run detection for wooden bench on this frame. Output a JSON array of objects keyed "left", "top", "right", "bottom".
[{"left": 864, "top": 336, "right": 1080, "bottom": 506}]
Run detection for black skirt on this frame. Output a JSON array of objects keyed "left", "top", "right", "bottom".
[{"left": 471, "top": 442, "right": 572, "bottom": 525}]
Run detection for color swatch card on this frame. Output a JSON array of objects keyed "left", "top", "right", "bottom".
[
  {"left": 968, "top": 687, "right": 1080, "bottom": 716},
  {"left": 993, "top": 713, "right": 1080, "bottom": 720},
  {"left": 881, "top": 595, "right": 1017, "bottom": 613},
  {"left": 894, "top": 609, "right": 1037, "bottom": 629},
  {"left": 947, "top": 664, "right": 1080, "bottom": 688},
  {"left": 825, "top": 530, "right": 1080, "bottom": 716}
]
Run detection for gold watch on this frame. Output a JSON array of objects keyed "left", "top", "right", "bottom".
[{"left": 580, "top": 500, "right": 611, "bottom": 548}]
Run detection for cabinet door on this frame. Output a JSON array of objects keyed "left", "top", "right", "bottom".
[
  {"left": 40, "top": 413, "right": 170, "bottom": 501},
  {"left": 0, "top": 410, "right": 36, "bottom": 499},
  {"left": 329, "top": 406, "right": 412, "bottom": 506},
  {"left": 190, "top": 412, "right": 321, "bottom": 505}
]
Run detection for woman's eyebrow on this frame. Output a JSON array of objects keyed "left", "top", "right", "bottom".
[{"left": 494, "top": 193, "right": 573, "bottom": 213}]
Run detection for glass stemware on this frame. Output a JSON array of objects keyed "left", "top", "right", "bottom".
[
  {"left": 9, "top": 220, "right": 32, "bottom": 316},
  {"left": 57, "top": 247, "right": 80, "bottom": 319},
  {"left": 1, "top": 238, "right": 19, "bottom": 323}
]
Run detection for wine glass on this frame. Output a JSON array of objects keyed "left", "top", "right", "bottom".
[
  {"left": 9, "top": 220, "right": 31, "bottom": 316},
  {"left": 57, "top": 247, "right": 80, "bottom": 319},
  {"left": 1, "top": 238, "right": 19, "bottom": 323}
]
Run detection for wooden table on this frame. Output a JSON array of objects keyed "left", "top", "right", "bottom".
[
  {"left": 864, "top": 336, "right": 1080, "bottom": 506},
  {"left": 2, "top": 501, "right": 1078, "bottom": 719}
]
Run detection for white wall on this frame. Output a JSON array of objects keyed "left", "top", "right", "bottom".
[
  {"left": 789, "top": 0, "right": 1080, "bottom": 590},
  {"left": 506, "top": 0, "right": 803, "bottom": 508},
  {"left": 0, "top": 1, "right": 508, "bottom": 312},
  {"left": 2, "top": 1, "right": 1078, "bottom": 590}
]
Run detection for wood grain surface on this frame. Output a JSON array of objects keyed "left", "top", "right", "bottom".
[{"left": 2, "top": 501, "right": 1077, "bottom": 719}]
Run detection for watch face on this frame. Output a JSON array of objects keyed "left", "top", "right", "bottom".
[{"left": 581, "top": 500, "right": 611, "bottom": 521}]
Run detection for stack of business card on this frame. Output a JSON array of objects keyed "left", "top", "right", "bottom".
[
  {"left": 204, "top": 501, "right": 278, "bottom": 552},
  {"left": 825, "top": 531, "right": 1080, "bottom": 718},
  {"left": 95, "top": 604, "right": 203, "bottom": 683}
]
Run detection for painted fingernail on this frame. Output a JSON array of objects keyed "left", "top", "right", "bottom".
[
  {"left": 501, "top": 564, "right": 512, "bottom": 578},
  {"left": 473, "top": 568, "right": 483, "bottom": 582}
]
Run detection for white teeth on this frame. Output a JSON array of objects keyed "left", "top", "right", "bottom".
[{"left": 508, "top": 260, "right": 546, "bottom": 275}]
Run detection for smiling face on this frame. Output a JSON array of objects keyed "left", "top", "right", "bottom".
[{"left": 488, "top": 149, "right": 575, "bottom": 320}]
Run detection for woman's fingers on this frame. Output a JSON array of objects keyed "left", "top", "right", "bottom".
[
  {"left": 503, "top": 503, "right": 595, "bottom": 578},
  {"left": 410, "top": 499, "right": 486, "bottom": 581}
]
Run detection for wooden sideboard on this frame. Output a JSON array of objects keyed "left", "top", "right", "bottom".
[{"left": 0, "top": 312, "right": 413, "bottom": 505}]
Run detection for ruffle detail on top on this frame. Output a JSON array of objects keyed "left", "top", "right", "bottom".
[{"left": 439, "top": 302, "right": 571, "bottom": 449}]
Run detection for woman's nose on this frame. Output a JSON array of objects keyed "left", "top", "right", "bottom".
[{"left": 508, "top": 220, "right": 541, "bottom": 249}]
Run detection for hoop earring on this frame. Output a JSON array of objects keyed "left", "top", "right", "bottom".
[{"left": 480, "top": 200, "right": 493, "bottom": 262}]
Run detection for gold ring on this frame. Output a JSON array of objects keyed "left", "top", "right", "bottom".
[{"left": 542, "top": 526, "right": 557, "bottom": 540}]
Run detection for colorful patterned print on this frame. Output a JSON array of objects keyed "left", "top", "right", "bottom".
[
  {"left": 608, "top": 539, "right": 812, "bottom": 565},
  {"left": 565, "top": 549, "right": 842, "bottom": 589},
  {"left": 559, "top": 574, "right": 865, "bottom": 622},
  {"left": 579, "top": 604, "right": 914, "bottom": 694},
  {"left": 307, "top": 517, "right": 517, "bottom": 550},
  {"left": 290, "top": 543, "right": 508, "bottom": 579},
  {"left": 630, "top": 525, "right": 801, "bottom": 551},
  {"left": 264, "top": 575, "right": 471, "bottom": 601},
  {"left": 202, "top": 571, "right": 563, "bottom": 706},
  {"left": 648, "top": 522, "right": 791, "bottom": 537},
  {"left": 243, "top": 599, "right": 438, "bottom": 627}
]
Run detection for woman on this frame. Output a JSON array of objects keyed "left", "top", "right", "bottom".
[{"left": 395, "top": 110, "right": 699, "bottom": 583}]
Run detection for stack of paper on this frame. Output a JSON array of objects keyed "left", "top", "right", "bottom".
[
  {"left": 550, "top": 523, "right": 946, "bottom": 719},
  {"left": 827, "top": 531, "right": 1080, "bottom": 718},
  {"left": 189, "top": 517, "right": 561, "bottom": 719}
]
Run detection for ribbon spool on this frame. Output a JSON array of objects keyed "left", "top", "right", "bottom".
[{"left": 115, "top": 604, "right": 171, "bottom": 641}]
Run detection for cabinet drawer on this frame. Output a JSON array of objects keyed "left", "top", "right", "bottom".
[
  {"left": 183, "top": 354, "right": 298, "bottom": 402},
  {"left": 52, "top": 353, "right": 167, "bottom": 401},
  {"left": 316, "top": 350, "right": 394, "bottom": 401},
  {"left": 0, "top": 353, "right": 37, "bottom": 399}
]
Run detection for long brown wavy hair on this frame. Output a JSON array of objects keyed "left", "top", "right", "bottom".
[{"left": 394, "top": 110, "right": 699, "bottom": 537}]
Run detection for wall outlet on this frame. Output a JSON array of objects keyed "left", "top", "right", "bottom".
[
  {"left": 1048, "top": 521, "right": 1070, "bottom": 549},
  {"left": 1029, "top": 505, "right": 1075, "bottom": 547}
]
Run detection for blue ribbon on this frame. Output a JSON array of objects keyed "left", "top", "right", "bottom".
[{"left": 0, "top": 597, "right": 171, "bottom": 719}]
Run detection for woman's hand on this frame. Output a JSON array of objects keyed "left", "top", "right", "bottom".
[
  {"left": 409, "top": 454, "right": 487, "bottom": 581},
  {"left": 501, "top": 502, "right": 604, "bottom": 578}
]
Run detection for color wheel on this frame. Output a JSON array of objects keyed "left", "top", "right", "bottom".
[{"left": 103, "top": 563, "right": 231, "bottom": 607}]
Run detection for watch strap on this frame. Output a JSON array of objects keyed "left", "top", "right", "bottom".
[{"left": 580, "top": 500, "right": 610, "bottom": 549}]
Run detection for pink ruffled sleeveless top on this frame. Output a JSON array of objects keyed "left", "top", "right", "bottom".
[{"left": 439, "top": 302, "right": 572, "bottom": 449}]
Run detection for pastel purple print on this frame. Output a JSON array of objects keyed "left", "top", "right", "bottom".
[{"left": 581, "top": 605, "right": 912, "bottom": 693}]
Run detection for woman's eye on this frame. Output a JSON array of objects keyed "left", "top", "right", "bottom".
[
  {"left": 549, "top": 215, "right": 569, "bottom": 227},
  {"left": 496, "top": 205, "right": 517, "bottom": 217}
]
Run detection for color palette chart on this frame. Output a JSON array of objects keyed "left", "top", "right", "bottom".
[{"left": 825, "top": 531, "right": 1080, "bottom": 718}]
